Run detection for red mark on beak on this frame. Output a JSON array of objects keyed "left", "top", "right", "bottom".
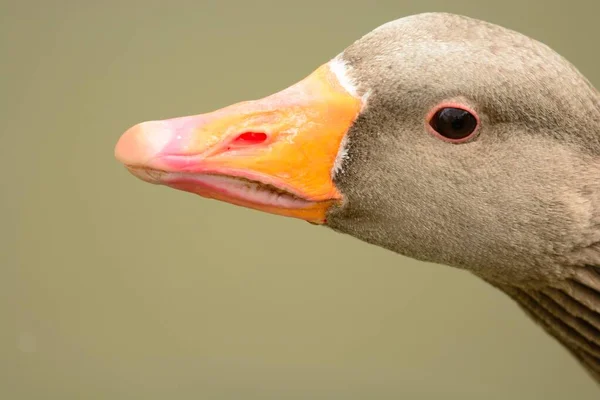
[{"left": 232, "top": 132, "right": 268, "bottom": 146}]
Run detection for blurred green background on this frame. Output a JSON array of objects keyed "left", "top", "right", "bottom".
[{"left": 2, "top": 0, "right": 599, "bottom": 398}]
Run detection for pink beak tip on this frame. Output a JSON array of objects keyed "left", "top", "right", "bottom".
[{"left": 114, "top": 120, "right": 173, "bottom": 166}]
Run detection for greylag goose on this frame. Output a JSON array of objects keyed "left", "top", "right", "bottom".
[{"left": 114, "top": 12, "right": 600, "bottom": 383}]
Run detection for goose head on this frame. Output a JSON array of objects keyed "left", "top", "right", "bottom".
[{"left": 115, "top": 13, "right": 600, "bottom": 381}]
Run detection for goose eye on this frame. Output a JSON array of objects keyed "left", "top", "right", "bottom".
[{"left": 428, "top": 107, "right": 478, "bottom": 142}]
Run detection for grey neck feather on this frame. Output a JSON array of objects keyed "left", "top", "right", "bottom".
[
  {"left": 324, "top": 12, "right": 600, "bottom": 383},
  {"left": 487, "top": 271, "right": 600, "bottom": 382}
]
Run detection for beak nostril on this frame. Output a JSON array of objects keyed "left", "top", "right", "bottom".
[{"left": 232, "top": 131, "right": 268, "bottom": 146}]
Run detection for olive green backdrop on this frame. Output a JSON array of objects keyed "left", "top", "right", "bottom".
[{"left": 3, "top": 1, "right": 599, "bottom": 398}]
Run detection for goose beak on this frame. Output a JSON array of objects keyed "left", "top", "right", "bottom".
[{"left": 115, "top": 62, "right": 362, "bottom": 224}]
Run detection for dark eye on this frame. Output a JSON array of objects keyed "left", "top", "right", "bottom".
[{"left": 429, "top": 107, "right": 478, "bottom": 142}]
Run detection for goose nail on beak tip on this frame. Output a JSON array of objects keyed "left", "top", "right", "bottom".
[{"left": 114, "top": 121, "right": 173, "bottom": 166}]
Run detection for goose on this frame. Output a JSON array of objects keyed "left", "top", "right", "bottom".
[{"left": 114, "top": 12, "right": 600, "bottom": 383}]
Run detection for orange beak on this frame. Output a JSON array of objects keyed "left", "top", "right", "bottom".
[{"left": 114, "top": 62, "right": 362, "bottom": 224}]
